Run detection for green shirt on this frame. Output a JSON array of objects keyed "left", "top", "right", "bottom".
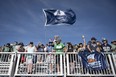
[
  {"left": 3, "top": 46, "right": 10, "bottom": 52},
  {"left": 111, "top": 44, "right": 116, "bottom": 51},
  {"left": 54, "top": 43, "right": 65, "bottom": 54}
]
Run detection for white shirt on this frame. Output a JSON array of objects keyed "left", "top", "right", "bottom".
[{"left": 27, "top": 46, "right": 36, "bottom": 53}]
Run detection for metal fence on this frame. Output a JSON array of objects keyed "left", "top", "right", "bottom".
[
  {"left": 14, "top": 52, "right": 64, "bottom": 77},
  {"left": 0, "top": 52, "right": 116, "bottom": 77},
  {"left": 0, "top": 52, "right": 15, "bottom": 77},
  {"left": 66, "top": 52, "right": 116, "bottom": 77}
]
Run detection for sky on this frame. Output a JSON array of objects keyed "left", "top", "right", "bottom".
[{"left": 0, "top": 0, "right": 116, "bottom": 46}]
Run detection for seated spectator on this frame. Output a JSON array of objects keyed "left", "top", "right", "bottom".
[
  {"left": 102, "top": 38, "right": 111, "bottom": 52},
  {"left": 111, "top": 40, "right": 116, "bottom": 52},
  {"left": 87, "top": 37, "right": 97, "bottom": 52}
]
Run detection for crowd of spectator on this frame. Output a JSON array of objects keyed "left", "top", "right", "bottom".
[
  {"left": 0, "top": 35, "right": 116, "bottom": 53},
  {"left": 0, "top": 35, "right": 116, "bottom": 74}
]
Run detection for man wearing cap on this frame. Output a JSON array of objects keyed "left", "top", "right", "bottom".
[
  {"left": 53, "top": 38, "right": 65, "bottom": 74},
  {"left": 102, "top": 38, "right": 111, "bottom": 52},
  {"left": 111, "top": 40, "right": 116, "bottom": 52},
  {"left": 87, "top": 37, "right": 97, "bottom": 52}
]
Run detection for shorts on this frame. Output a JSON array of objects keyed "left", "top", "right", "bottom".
[
  {"left": 56, "top": 54, "right": 61, "bottom": 64},
  {"left": 46, "top": 54, "right": 55, "bottom": 63},
  {"left": 26, "top": 58, "right": 33, "bottom": 64},
  {"left": 26, "top": 55, "right": 33, "bottom": 64}
]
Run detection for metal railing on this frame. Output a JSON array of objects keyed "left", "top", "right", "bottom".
[
  {"left": 0, "top": 51, "right": 116, "bottom": 77},
  {"left": 66, "top": 52, "right": 116, "bottom": 76},
  {"left": 0, "top": 52, "right": 15, "bottom": 77},
  {"left": 14, "top": 52, "right": 64, "bottom": 77}
]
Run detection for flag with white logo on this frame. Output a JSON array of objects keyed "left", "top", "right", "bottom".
[
  {"left": 43, "top": 9, "right": 76, "bottom": 26},
  {"left": 78, "top": 50, "right": 108, "bottom": 70}
]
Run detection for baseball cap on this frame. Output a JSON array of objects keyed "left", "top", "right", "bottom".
[{"left": 91, "top": 37, "right": 97, "bottom": 40}]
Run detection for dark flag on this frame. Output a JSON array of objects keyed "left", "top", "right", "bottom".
[
  {"left": 43, "top": 9, "right": 76, "bottom": 26},
  {"left": 78, "top": 50, "right": 108, "bottom": 70}
]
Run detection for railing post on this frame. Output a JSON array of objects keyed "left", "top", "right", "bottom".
[
  {"left": 111, "top": 53, "right": 116, "bottom": 76},
  {"left": 63, "top": 52, "right": 66, "bottom": 77},
  {"left": 9, "top": 53, "right": 14, "bottom": 77},
  {"left": 66, "top": 53, "right": 69, "bottom": 75},
  {"left": 108, "top": 53, "right": 115, "bottom": 76},
  {"left": 14, "top": 52, "right": 21, "bottom": 76},
  {"left": 60, "top": 53, "right": 63, "bottom": 75}
]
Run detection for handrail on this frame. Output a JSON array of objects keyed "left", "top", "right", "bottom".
[{"left": 0, "top": 51, "right": 116, "bottom": 77}]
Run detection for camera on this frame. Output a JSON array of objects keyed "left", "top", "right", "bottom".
[{"left": 49, "top": 42, "right": 54, "bottom": 47}]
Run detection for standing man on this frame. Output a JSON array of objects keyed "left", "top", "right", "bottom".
[
  {"left": 102, "top": 38, "right": 111, "bottom": 52},
  {"left": 87, "top": 37, "right": 97, "bottom": 52},
  {"left": 111, "top": 40, "right": 116, "bottom": 52},
  {"left": 53, "top": 38, "right": 65, "bottom": 74}
]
